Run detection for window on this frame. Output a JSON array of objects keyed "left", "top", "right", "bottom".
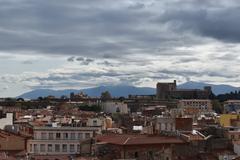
[
  {"left": 93, "top": 120, "right": 98, "bottom": 126},
  {"left": 55, "top": 144, "right": 60, "bottom": 152},
  {"left": 40, "top": 144, "right": 45, "bottom": 152},
  {"left": 70, "top": 144, "right": 75, "bottom": 153},
  {"left": 85, "top": 133, "right": 91, "bottom": 139},
  {"left": 34, "top": 144, "right": 38, "bottom": 153},
  {"left": 49, "top": 133, "right": 54, "bottom": 140},
  {"left": 148, "top": 151, "right": 153, "bottom": 159},
  {"left": 78, "top": 133, "right": 83, "bottom": 140},
  {"left": 70, "top": 133, "right": 75, "bottom": 140},
  {"left": 56, "top": 133, "right": 61, "bottom": 139},
  {"left": 30, "top": 144, "right": 32, "bottom": 152},
  {"left": 134, "top": 152, "right": 139, "bottom": 158},
  {"left": 62, "top": 144, "right": 67, "bottom": 152},
  {"left": 41, "top": 132, "right": 47, "bottom": 140},
  {"left": 231, "top": 135, "right": 235, "bottom": 140},
  {"left": 63, "top": 133, "right": 68, "bottom": 139},
  {"left": 34, "top": 133, "right": 37, "bottom": 139},
  {"left": 48, "top": 144, "right": 53, "bottom": 152},
  {"left": 77, "top": 144, "right": 80, "bottom": 153}
]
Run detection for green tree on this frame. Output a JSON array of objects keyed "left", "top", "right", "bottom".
[
  {"left": 212, "top": 100, "right": 223, "bottom": 114},
  {"left": 101, "top": 91, "right": 112, "bottom": 101},
  {"left": 78, "top": 104, "right": 102, "bottom": 112}
]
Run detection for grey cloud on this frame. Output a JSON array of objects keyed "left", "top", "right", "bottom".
[
  {"left": 79, "top": 58, "right": 95, "bottom": 65},
  {"left": 158, "top": 4, "right": 240, "bottom": 42},
  {"left": 0, "top": 0, "right": 205, "bottom": 58},
  {"left": 98, "top": 60, "right": 115, "bottom": 67},
  {"left": 67, "top": 56, "right": 94, "bottom": 65},
  {"left": 157, "top": 68, "right": 238, "bottom": 80},
  {"left": 22, "top": 60, "right": 33, "bottom": 64},
  {"left": 175, "top": 57, "right": 200, "bottom": 64},
  {"left": 67, "top": 56, "right": 75, "bottom": 62},
  {"left": 1, "top": 86, "right": 9, "bottom": 91},
  {"left": 209, "top": 53, "right": 238, "bottom": 61},
  {"left": 76, "top": 57, "right": 84, "bottom": 61},
  {"left": 128, "top": 3, "right": 145, "bottom": 10},
  {"left": 1, "top": 0, "right": 240, "bottom": 92},
  {"left": 1, "top": 0, "right": 240, "bottom": 60}
]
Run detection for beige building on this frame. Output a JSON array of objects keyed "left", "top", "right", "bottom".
[
  {"left": 154, "top": 117, "right": 176, "bottom": 133},
  {"left": 27, "top": 126, "right": 100, "bottom": 155},
  {"left": 102, "top": 101, "right": 128, "bottom": 114},
  {"left": 87, "top": 117, "right": 104, "bottom": 127},
  {"left": 178, "top": 99, "right": 212, "bottom": 111}
]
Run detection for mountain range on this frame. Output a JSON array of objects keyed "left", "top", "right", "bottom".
[{"left": 18, "top": 81, "right": 240, "bottom": 99}]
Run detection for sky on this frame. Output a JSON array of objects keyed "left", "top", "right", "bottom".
[{"left": 1, "top": 0, "right": 240, "bottom": 97}]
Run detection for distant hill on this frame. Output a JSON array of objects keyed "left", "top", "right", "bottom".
[
  {"left": 18, "top": 85, "right": 156, "bottom": 99},
  {"left": 18, "top": 81, "right": 240, "bottom": 99},
  {"left": 178, "top": 81, "right": 240, "bottom": 95}
]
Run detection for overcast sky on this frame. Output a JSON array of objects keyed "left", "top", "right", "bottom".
[{"left": 1, "top": 0, "right": 240, "bottom": 97}]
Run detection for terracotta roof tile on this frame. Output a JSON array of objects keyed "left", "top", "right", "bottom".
[{"left": 96, "top": 134, "right": 185, "bottom": 145}]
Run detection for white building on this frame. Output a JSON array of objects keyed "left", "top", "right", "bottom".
[
  {"left": 178, "top": 99, "right": 212, "bottom": 111},
  {"left": 27, "top": 126, "right": 100, "bottom": 155},
  {"left": 87, "top": 117, "right": 107, "bottom": 130},
  {"left": 154, "top": 117, "right": 175, "bottom": 133},
  {"left": 102, "top": 101, "right": 128, "bottom": 114},
  {"left": 0, "top": 113, "right": 13, "bottom": 130}
]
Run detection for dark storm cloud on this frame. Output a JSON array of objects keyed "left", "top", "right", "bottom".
[
  {"left": 2, "top": 0, "right": 240, "bottom": 93},
  {"left": 158, "top": 1, "right": 240, "bottom": 42},
  {"left": 0, "top": 0, "right": 160, "bottom": 57},
  {"left": 0, "top": 0, "right": 240, "bottom": 59},
  {"left": 0, "top": 0, "right": 222, "bottom": 58}
]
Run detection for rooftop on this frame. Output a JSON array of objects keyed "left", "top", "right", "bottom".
[{"left": 96, "top": 134, "right": 185, "bottom": 146}]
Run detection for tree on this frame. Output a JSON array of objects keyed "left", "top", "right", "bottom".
[
  {"left": 78, "top": 104, "right": 102, "bottom": 112},
  {"left": 119, "top": 96, "right": 125, "bottom": 101},
  {"left": 101, "top": 91, "right": 112, "bottom": 101},
  {"left": 38, "top": 97, "right": 43, "bottom": 101},
  {"left": 17, "top": 98, "right": 25, "bottom": 102},
  {"left": 60, "top": 95, "right": 68, "bottom": 100},
  {"left": 212, "top": 100, "right": 223, "bottom": 114}
]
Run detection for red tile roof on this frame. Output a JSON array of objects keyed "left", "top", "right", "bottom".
[{"left": 96, "top": 134, "right": 185, "bottom": 146}]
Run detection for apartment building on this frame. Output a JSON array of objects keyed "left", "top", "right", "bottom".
[
  {"left": 224, "top": 100, "right": 240, "bottom": 113},
  {"left": 154, "top": 117, "right": 176, "bottom": 133},
  {"left": 27, "top": 126, "right": 100, "bottom": 155},
  {"left": 101, "top": 101, "right": 129, "bottom": 114},
  {"left": 154, "top": 117, "right": 193, "bottom": 133},
  {"left": 0, "top": 112, "right": 13, "bottom": 130},
  {"left": 178, "top": 99, "right": 212, "bottom": 111}
]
